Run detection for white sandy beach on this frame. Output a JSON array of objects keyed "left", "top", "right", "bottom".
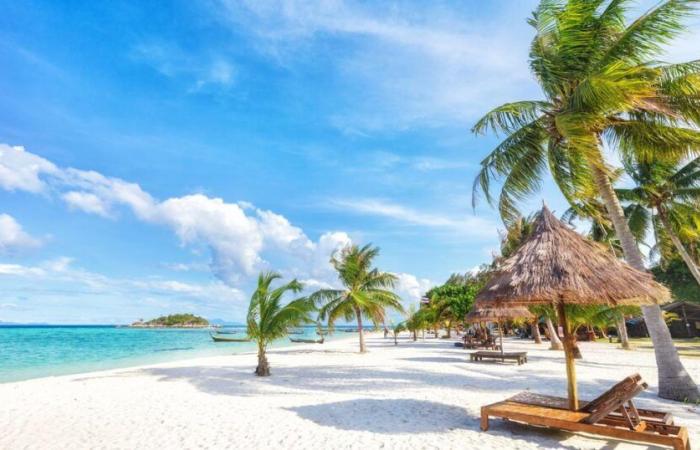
[{"left": 1, "top": 333, "right": 698, "bottom": 450}]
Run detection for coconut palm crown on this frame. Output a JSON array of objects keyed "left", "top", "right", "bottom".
[
  {"left": 617, "top": 155, "right": 700, "bottom": 284},
  {"left": 311, "top": 244, "right": 404, "bottom": 353},
  {"left": 246, "top": 272, "right": 315, "bottom": 376},
  {"left": 472, "top": 0, "right": 700, "bottom": 402}
]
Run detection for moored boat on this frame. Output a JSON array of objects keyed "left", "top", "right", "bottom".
[{"left": 210, "top": 332, "right": 251, "bottom": 343}]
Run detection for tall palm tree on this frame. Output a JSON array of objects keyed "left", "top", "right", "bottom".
[
  {"left": 616, "top": 156, "right": 700, "bottom": 284},
  {"left": 311, "top": 244, "right": 404, "bottom": 353},
  {"left": 246, "top": 272, "right": 315, "bottom": 376},
  {"left": 473, "top": 0, "right": 700, "bottom": 401}
]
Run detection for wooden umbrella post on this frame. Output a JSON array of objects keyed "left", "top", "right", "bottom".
[
  {"left": 557, "top": 301, "right": 578, "bottom": 410},
  {"left": 498, "top": 320, "right": 504, "bottom": 358}
]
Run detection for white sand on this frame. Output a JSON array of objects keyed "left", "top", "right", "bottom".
[{"left": 1, "top": 333, "right": 698, "bottom": 449}]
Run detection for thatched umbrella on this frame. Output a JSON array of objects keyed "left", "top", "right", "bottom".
[
  {"left": 474, "top": 206, "right": 669, "bottom": 410},
  {"left": 466, "top": 305, "right": 534, "bottom": 356}
]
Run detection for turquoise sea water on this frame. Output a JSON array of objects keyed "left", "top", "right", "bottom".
[{"left": 0, "top": 325, "right": 350, "bottom": 383}]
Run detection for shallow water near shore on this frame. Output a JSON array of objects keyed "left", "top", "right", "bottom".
[{"left": 0, "top": 325, "right": 351, "bottom": 383}]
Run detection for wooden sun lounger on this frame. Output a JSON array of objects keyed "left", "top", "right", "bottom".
[
  {"left": 455, "top": 342, "right": 502, "bottom": 350},
  {"left": 480, "top": 374, "right": 690, "bottom": 450},
  {"left": 470, "top": 351, "right": 527, "bottom": 365}
]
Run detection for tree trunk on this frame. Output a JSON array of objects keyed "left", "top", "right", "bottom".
[
  {"left": 355, "top": 307, "right": 366, "bottom": 353},
  {"left": 592, "top": 162, "right": 699, "bottom": 402},
  {"left": 546, "top": 317, "right": 564, "bottom": 350},
  {"left": 255, "top": 343, "right": 270, "bottom": 376},
  {"left": 532, "top": 320, "right": 542, "bottom": 344},
  {"left": 658, "top": 211, "right": 700, "bottom": 285},
  {"left": 557, "top": 303, "right": 578, "bottom": 410},
  {"left": 446, "top": 324, "right": 452, "bottom": 338},
  {"left": 617, "top": 315, "right": 631, "bottom": 350},
  {"left": 393, "top": 332, "right": 398, "bottom": 346},
  {"left": 412, "top": 330, "right": 417, "bottom": 341}
]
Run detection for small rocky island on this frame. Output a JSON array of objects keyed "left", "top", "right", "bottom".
[{"left": 130, "top": 314, "right": 209, "bottom": 328}]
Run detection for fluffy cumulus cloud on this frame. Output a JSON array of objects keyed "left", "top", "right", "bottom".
[
  {"left": 393, "top": 272, "right": 433, "bottom": 308},
  {"left": 0, "top": 144, "right": 360, "bottom": 287},
  {"left": 0, "top": 214, "right": 42, "bottom": 253},
  {"left": 0, "top": 144, "right": 57, "bottom": 193}
]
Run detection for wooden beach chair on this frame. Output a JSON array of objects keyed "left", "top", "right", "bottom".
[
  {"left": 480, "top": 374, "right": 690, "bottom": 450},
  {"left": 470, "top": 350, "right": 527, "bottom": 365}
]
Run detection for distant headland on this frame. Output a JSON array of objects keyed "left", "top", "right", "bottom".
[{"left": 129, "top": 314, "right": 209, "bottom": 328}]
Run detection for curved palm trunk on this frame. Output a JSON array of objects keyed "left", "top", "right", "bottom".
[
  {"left": 592, "top": 163, "right": 699, "bottom": 402},
  {"left": 532, "top": 320, "right": 542, "bottom": 344},
  {"left": 546, "top": 317, "right": 564, "bottom": 350},
  {"left": 255, "top": 342, "right": 270, "bottom": 376},
  {"left": 658, "top": 211, "right": 700, "bottom": 285},
  {"left": 355, "top": 307, "right": 366, "bottom": 353},
  {"left": 598, "top": 326, "right": 608, "bottom": 339},
  {"left": 616, "top": 315, "right": 631, "bottom": 350}
]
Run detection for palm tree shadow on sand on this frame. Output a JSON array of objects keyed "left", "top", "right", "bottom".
[{"left": 285, "top": 398, "right": 474, "bottom": 434}]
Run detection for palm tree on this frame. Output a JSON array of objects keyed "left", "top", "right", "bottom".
[
  {"left": 472, "top": 0, "right": 700, "bottom": 402},
  {"left": 311, "top": 244, "right": 404, "bottom": 353},
  {"left": 391, "top": 322, "right": 406, "bottom": 345},
  {"left": 616, "top": 156, "right": 700, "bottom": 284},
  {"left": 246, "top": 272, "right": 315, "bottom": 376},
  {"left": 403, "top": 306, "right": 424, "bottom": 341},
  {"left": 499, "top": 214, "right": 536, "bottom": 259}
]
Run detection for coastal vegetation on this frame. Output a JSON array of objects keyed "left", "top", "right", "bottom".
[
  {"left": 130, "top": 314, "right": 209, "bottom": 328},
  {"left": 311, "top": 244, "right": 404, "bottom": 353},
  {"left": 246, "top": 272, "right": 315, "bottom": 376},
  {"left": 420, "top": 271, "right": 488, "bottom": 338},
  {"left": 472, "top": 0, "right": 700, "bottom": 402}
]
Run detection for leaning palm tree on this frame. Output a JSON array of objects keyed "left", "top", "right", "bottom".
[
  {"left": 472, "top": 0, "right": 700, "bottom": 401},
  {"left": 246, "top": 272, "right": 315, "bottom": 376},
  {"left": 311, "top": 244, "right": 404, "bottom": 353},
  {"left": 617, "top": 156, "right": 700, "bottom": 285}
]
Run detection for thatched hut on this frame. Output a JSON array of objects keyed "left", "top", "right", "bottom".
[
  {"left": 466, "top": 305, "right": 534, "bottom": 355},
  {"left": 474, "top": 206, "right": 670, "bottom": 409}
]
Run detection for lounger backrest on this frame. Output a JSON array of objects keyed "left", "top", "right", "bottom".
[{"left": 581, "top": 373, "right": 648, "bottom": 424}]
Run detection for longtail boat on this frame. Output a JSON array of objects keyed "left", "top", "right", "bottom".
[
  {"left": 210, "top": 332, "right": 251, "bottom": 343},
  {"left": 289, "top": 337, "right": 324, "bottom": 344}
]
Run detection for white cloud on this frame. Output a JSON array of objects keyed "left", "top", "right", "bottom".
[
  {"left": 393, "top": 272, "right": 434, "bottom": 309},
  {"left": 132, "top": 42, "right": 236, "bottom": 91},
  {"left": 0, "top": 144, "right": 440, "bottom": 322},
  {"left": 0, "top": 214, "right": 42, "bottom": 253},
  {"left": 0, "top": 263, "right": 45, "bottom": 276},
  {"left": 328, "top": 198, "right": 498, "bottom": 238},
  {"left": 215, "top": 0, "right": 536, "bottom": 131},
  {"left": 0, "top": 144, "right": 356, "bottom": 287},
  {"left": 62, "top": 191, "right": 112, "bottom": 217},
  {"left": 0, "top": 257, "right": 246, "bottom": 305},
  {"left": 0, "top": 144, "right": 57, "bottom": 193}
]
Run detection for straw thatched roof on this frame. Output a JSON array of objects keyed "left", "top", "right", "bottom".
[
  {"left": 466, "top": 305, "right": 534, "bottom": 323},
  {"left": 475, "top": 206, "right": 670, "bottom": 308}
]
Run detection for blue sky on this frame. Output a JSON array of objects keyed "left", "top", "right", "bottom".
[{"left": 1, "top": 0, "right": 698, "bottom": 324}]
